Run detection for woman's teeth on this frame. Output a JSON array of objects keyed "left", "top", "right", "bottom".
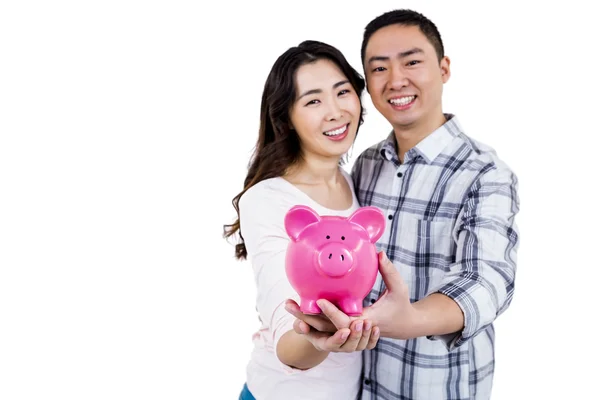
[{"left": 324, "top": 125, "right": 347, "bottom": 136}]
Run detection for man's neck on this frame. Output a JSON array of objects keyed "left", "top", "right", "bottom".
[{"left": 394, "top": 113, "right": 447, "bottom": 163}]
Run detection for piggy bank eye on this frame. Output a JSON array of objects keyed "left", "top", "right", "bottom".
[
  {"left": 341, "top": 236, "right": 345, "bottom": 240},
  {"left": 326, "top": 235, "right": 330, "bottom": 239}
]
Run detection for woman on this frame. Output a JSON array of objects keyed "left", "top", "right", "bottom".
[{"left": 224, "top": 40, "right": 378, "bottom": 400}]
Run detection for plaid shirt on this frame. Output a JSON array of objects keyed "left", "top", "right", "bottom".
[{"left": 351, "top": 114, "right": 520, "bottom": 400}]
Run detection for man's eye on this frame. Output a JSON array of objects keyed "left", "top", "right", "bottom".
[
  {"left": 372, "top": 67, "right": 386, "bottom": 72},
  {"left": 407, "top": 60, "right": 420, "bottom": 66}
]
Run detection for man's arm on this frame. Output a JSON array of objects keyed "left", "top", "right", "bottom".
[
  {"left": 369, "top": 168, "right": 519, "bottom": 343},
  {"left": 424, "top": 167, "right": 520, "bottom": 349}
]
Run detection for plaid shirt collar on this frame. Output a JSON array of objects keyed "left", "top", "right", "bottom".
[{"left": 379, "top": 113, "right": 462, "bottom": 164}]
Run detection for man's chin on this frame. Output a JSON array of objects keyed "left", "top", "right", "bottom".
[{"left": 391, "top": 116, "right": 420, "bottom": 130}]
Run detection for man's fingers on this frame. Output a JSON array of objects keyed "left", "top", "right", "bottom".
[
  {"left": 367, "top": 326, "right": 380, "bottom": 350},
  {"left": 378, "top": 252, "right": 402, "bottom": 292},
  {"left": 355, "top": 319, "right": 372, "bottom": 351},
  {"left": 338, "top": 319, "right": 364, "bottom": 352},
  {"left": 317, "top": 299, "right": 351, "bottom": 329}
]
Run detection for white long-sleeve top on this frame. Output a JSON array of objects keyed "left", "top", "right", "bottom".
[{"left": 238, "top": 169, "right": 362, "bottom": 400}]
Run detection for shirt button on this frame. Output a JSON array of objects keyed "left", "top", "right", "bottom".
[
  {"left": 397, "top": 172, "right": 403, "bottom": 177},
  {"left": 364, "top": 379, "right": 371, "bottom": 385},
  {"left": 388, "top": 215, "right": 393, "bottom": 220}
]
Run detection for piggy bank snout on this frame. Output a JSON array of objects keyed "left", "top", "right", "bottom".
[{"left": 317, "top": 243, "right": 354, "bottom": 278}]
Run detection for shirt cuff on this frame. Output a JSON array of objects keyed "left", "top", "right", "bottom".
[{"left": 427, "top": 280, "right": 497, "bottom": 350}]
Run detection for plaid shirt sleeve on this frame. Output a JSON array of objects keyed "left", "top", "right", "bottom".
[{"left": 429, "top": 166, "right": 520, "bottom": 350}]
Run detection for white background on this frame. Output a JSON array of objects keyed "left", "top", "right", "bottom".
[{"left": 1, "top": 1, "right": 598, "bottom": 399}]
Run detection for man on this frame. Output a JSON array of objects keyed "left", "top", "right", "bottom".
[{"left": 285, "top": 8, "right": 520, "bottom": 399}]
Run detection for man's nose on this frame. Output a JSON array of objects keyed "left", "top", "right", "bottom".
[{"left": 389, "top": 66, "right": 409, "bottom": 89}]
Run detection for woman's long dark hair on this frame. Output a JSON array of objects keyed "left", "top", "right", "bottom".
[{"left": 223, "top": 40, "right": 366, "bottom": 260}]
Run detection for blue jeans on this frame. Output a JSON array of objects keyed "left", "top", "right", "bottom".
[{"left": 239, "top": 383, "right": 256, "bottom": 400}]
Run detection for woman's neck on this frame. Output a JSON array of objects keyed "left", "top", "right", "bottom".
[{"left": 285, "top": 156, "right": 341, "bottom": 186}]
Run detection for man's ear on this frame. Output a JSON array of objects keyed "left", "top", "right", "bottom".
[{"left": 440, "top": 56, "right": 451, "bottom": 83}]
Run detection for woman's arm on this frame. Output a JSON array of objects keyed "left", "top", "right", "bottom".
[{"left": 239, "top": 185, "right": 329, "bottom": 370}]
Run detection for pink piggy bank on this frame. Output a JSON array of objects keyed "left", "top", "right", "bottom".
[{"left": 284, "top": 205, "right": 385, "bottom": 316}]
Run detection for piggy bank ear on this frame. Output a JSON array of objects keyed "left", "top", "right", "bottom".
[
  {"left": 348, "top": 206, "right": 385, "bottom": 243},
  {"left": 284, "top": 205, "right": 321, "bottom": 241}
]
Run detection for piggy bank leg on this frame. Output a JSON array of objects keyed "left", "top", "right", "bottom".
[
  {"left": 339, "top": 298, "right": 363, "bottom": 316},
  {"left": 300, "top": 298, "right": 321, "bottom": 315}
]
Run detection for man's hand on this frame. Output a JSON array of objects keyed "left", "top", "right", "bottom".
[
  {"left": 362, "top": 251, "right": 421, "bottom": 339},
  {"left": 367, "top": 252, "right": 465, "bottom": 340}
]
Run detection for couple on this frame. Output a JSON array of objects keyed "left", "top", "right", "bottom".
[{"left": 224, "top": 8, "right": 520, "bottom": 400}]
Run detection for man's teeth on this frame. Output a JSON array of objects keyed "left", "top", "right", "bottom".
[
  {"left": 324, "top": 125, "right": 347, "bottom": 136},
  {"left": 389, "top": 96, "right": 415, "bottom": 106}
]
